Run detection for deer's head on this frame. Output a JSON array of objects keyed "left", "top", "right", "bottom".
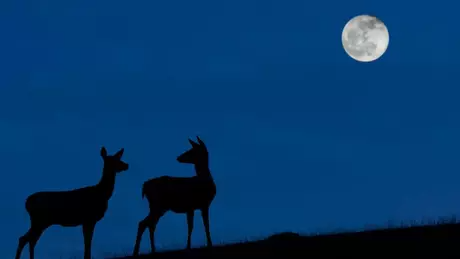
[
  {"left": 177, "top": 136, "right": 208, "bottom": 166},
  {"left": 100, "top": 147, "right": 129, "bottom": 173}
]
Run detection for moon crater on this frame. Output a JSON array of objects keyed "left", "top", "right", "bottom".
[{"left": 342, "top": 15, "right": 389, "bottom": 62}]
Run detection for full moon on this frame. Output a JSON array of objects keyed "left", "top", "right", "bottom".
[{"left": 342, "top": 14, "right": 389, "bottom": 62}]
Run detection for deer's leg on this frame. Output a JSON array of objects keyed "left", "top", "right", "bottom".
[
  {"left": 82, "top": 222, "right": 96, "bottom": 259},
  {"left": 201, "top": 207, "right": 213, "bottom": 247},
  {"left": 27, "top": 226, "right": 46, "bottom": 259},
  {"left": 186, "top": 211, "right": 194, "bottom": 250},
  {"left": 133, "top": 215, "right": 149, "bottom": 256},
  {"left": 133, "top": 214, "right": 151, "bottom": 256},
  {"left": 147, "top": 212, "right": 163, "bottom": 254},
  {"left": 15, "top": 229, "right": 32, "bottom": 259},
  {"left": 134, "top": 211, "right": 164, "bottom": 256}
]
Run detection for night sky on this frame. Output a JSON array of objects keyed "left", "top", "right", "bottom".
[{"left": 1, "top": 0, "right": 460, "bottom": 258}]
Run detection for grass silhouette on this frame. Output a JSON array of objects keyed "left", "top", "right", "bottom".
[{"left": 108, "top": 216, "right": 460, "bottom": 259}]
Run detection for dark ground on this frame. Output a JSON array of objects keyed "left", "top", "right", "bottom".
[{"left": 110, "top": 219, "right": 460, "bottom": 259}]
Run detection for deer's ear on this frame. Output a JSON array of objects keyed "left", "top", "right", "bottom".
[
  {"left": 189, "top": 138, "right": 199, "bottom": 147},
  {"left": 100, "top": 147, "right": 107, "bottom": 158},
  {"left": 196, "top": 136, "right": 206, "bottom": 147},
  {"left": 114, "top": 148, "right": 124, "bottom": 159}
]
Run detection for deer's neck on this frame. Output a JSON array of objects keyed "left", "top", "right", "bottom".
[
  {"left": 195, "top": 163, "right": 214, "bottom": 181},
  {"left": 96, "top": 167, "right": 116, "bottom": 200}
]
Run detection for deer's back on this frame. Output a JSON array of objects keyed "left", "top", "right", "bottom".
[
  {"left": 143, "top": 176, "right": 216, "bottom": 213},
  {"left": 26, "top": 187, "right": 110, "bottom": 226}
]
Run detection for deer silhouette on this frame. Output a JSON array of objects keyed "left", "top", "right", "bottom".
[
  {"left": 15, "top": 147, "right": 129, "bottom": 259},
  {"left": 133, "top": 136, "right": 216, "bottom": 255}
]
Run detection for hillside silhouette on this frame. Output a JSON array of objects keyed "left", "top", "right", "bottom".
[
  {"left": 111, "top": 219, "right": 460, "bottom": 259},
  {"left": 13, "top": 139, "right": 460, "bottom": 259}
]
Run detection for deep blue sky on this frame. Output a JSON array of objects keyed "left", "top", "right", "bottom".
[{"left": 1, "top": 0, "right": 460, "bottom": 258}]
